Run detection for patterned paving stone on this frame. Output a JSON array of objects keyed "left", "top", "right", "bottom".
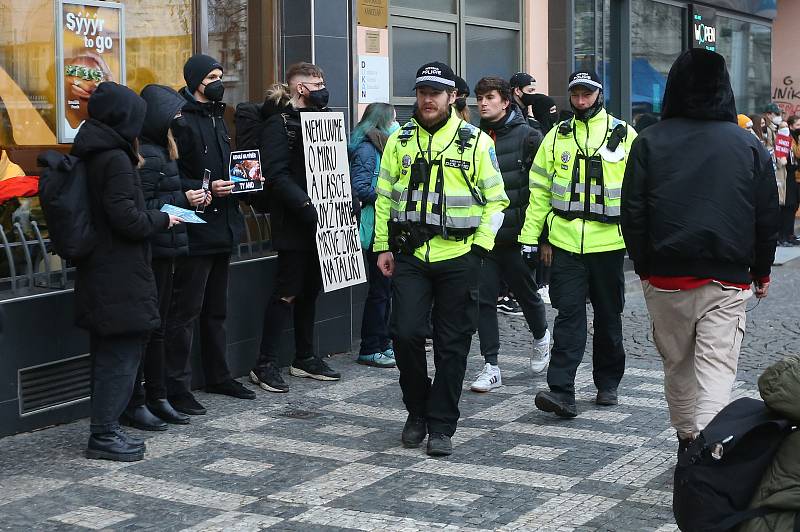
[
  {"left": 497, "top": 421, "right": 650, "bottom": 447},
  {"left": 202, "top": 458, "right": 274, "bottom": 477},
  {"left": 48, "top": 506, "right": 136, "bottom": 530},
  {"left": 589, "top": 448, "right": 675, "bottom": 487},
  {"left": 179, "top": 512, "right": 283, "bottom": 531},
  {"left": 409, "top": 460, "right": 582, "bottom": 491},
  {"left": 405, "top": 487, "right": 482, "bottom": 507},
  {"left": 468, "top": 395, "right": 539, "bottom": 421},
  {"left": 0, "top": 475, "right": 70, "bottom": 506},
  {"left": 629, "top": 488, "right": 673, "bottom": 508},
  {"left": 503, "top": 444, "right": 568, "bottom": 461},
  {"left": 204, "top": 410, "right": 279, "bottom": 432},
  {"left": 291, "top": 506, "right": 492, "bottom": 531},
  {"left": 314, "top": 423, "right": 379, "bottom": 437},
  {"left": 268, "top": 463, "right": 397, "bottom": 505},
  {"left": 221, "top": 433, "right": 374, "bottom": 462},
  {"left": 499, "top": 492, "right": 621, "bottom": 531}
]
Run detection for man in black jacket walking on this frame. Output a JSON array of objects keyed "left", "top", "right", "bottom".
[
  {"left": 469, "top": 76, "right": 550, "bottom": 393},
  {"left": 621, "top": 49, "right": 779, "bottom": 451},
  {"left": 165, "top": 54, "right": 256, "bottom": 415},
  {"left": 249, "top": 62, "right": 341, "bottom": 393}
]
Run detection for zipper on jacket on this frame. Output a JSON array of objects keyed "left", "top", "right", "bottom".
[{"left": 425, "top": 240, "right": 431, "bottom": 262}]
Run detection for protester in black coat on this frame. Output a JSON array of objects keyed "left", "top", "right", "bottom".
[
  {"left": 71, "top": 81, "right": 179, "bottom": 462},
  {"left": 164, "top": 54, "right": 256, "bottom": 416},
  {"left": 120, "top": 84, "right": 208, "bottom": 430}
]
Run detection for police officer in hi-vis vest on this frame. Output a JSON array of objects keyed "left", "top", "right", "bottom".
[
  {"left": 519, "top": 69, "right": 637, "bottom": 418},
  {"left": 374, "top": 62, "right": 509, "bottom": 457}
]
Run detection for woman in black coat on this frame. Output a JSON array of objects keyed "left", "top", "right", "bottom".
[
  {"left": 71, "top": 82, "right": 181, "bottom": 462},
  {"left": 119, "top": 84, "right": 208, "bottom": 430}
]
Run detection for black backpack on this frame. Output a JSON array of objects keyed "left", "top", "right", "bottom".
[
  {"left": 36, "top": 150, "right": 97, "bottom": 260},
  {"left": 673, "top": 397, "right": 796, "bottom": 532}
]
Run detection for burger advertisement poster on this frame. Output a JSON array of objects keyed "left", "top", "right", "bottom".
[{"left": 56, "top": 0, "right": 125, "bottom": 143}]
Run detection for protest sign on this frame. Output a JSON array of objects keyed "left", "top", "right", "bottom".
[
  {"left": 301, "top": 112, "right": 366, "bottom": 293},
  {"left": 56, "top": 0, "right": 125, "bottom": 143},
  {"left": 229, "top": 149, "right": 264, "bottom": 193}
]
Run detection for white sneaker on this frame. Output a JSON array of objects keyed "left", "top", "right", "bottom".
[
  {"left": 539, "top": 285, "right": 551, "bottom": 305},
  {"left": 530, "top": 330, "right": 551, "bottom": 374},
  {"left": 470, "top": 363, "right": 502, "bottom": 392}
]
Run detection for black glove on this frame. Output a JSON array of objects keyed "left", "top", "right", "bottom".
[
  {"left": 471, "top": 244, "right": 489, "bottom": 258},
  {"left": 297, "top": 202, "right": 318, "bottom": 226},
  {"left": 521, "top": 245, "right": 539, "bottom": 269}
]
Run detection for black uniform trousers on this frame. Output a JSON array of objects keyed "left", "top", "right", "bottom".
[
  {"left": 164, "top": 253, "right": 233, "bottom": 397},
  {"left": 478, "top": 244, "right": 548, "bottom": 364},
  {"left": 391, "top": 251, "right": 481, "bottom": 437},
  {"left": 547, "top": 246, "right": 626, "bottom": 396}
]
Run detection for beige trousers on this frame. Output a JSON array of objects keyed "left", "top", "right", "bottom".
[{"left": 643, "top": 281, "right": 750, "bottom": 438}]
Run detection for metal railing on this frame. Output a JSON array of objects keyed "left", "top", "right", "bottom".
[{"left": 0, "top": 205, "right": 273, "bottom": 301}]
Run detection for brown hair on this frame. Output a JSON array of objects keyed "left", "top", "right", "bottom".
[
  {"left": 264, "top": 82, "right": 291, "bottom": 106},
  {"left": 474, "top": 76, "right": 511, "bottom": 102},
  {"left": 166, "top": 128, "right": 180, "bottom": 161},
  {"left": 788, "top": 115, "right": 800, "bottom": 128},
  {"left": 286, "top": 62, "right": 325, "bottom": 84},
  {"left": 132, "top": 138, "right": 145, "bottom": 168},
  {"left": 749, "top": 114, "right": 765, "bottom": 142}
]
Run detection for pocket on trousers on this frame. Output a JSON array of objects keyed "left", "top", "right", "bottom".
[{"left": 463, "top": 288, "right": 480, "bottom": 334}]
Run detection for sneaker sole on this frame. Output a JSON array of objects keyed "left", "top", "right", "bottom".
[
  {"left": 497, "top": 309, "right": 524, "bottom": 316},
  {"left": 357, "top": 359, "right": 396, "bottom": 368},
  {"left": 249, "top": 371, "right": 289, "bottom": 393},
  {"left": 470, "top": 382, "right": 502, "bottom": 393},
  {"left": 85, "top": 448, "right": 144, "bottom": 462},
  {"left": 289, "top": 366, "right": 341, "bottom": 381},
  {"left": 534, "top": 394, "right": 577, "bottom": 418},
  {"left": 530, "top": 358, "right": 550, "bottom": 374}
]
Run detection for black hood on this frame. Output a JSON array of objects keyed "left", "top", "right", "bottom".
[
  {"left": 86, "top": 81, "right": 146, "bottom": 144},
  {"left": 178, "top": 86, "right": 225, "bottom": 118},
  {"left": 661, "top": 49, "right": 737, "bottom": 123},
  {"left": 71, "top": 119, "right": 139, "bottom": 163},
  {"left": 140, "top": 84, "right": 185, "bottom": 146}
]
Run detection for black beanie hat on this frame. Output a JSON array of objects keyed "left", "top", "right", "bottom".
[
  {"left": 183, "top": 54, "right": 223, "bottom": 93},
  {"left": 87, "top": 81, "right": 147, "bottom": 144}
]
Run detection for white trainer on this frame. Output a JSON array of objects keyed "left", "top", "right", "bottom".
[
  {"left": 530, "top": 330, "right": 551, "bottom": 374},
  {"left": 470, "top": 363, "right": 502, "bottom": 392}
]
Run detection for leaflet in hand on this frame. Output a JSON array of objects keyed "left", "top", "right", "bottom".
[
  {"left": 229, "top": 149, "right": 264, "bottom": 193},
  {"left": 160, "top": 204, "right": 207, "bottom": 223}
]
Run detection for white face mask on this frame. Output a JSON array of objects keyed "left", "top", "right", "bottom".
[
  {"left": 772, "top": 115, "right": 783, "bottom": 126},
  {"left": 779, "top": 127, "right": 790, "bottom": 136}
]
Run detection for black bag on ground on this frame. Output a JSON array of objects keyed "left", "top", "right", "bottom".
[
  {"left": 673, "top": 397, "right": 796, "bottom": 532},
  {"left": 36, "top": 150, "right": 96, "bottom": 260}
]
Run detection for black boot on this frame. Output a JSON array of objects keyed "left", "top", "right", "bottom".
[
  {"left": 169, "top": 393, "right": 207, "bottom": 415},
  {"left": 426, "top": 433, "right": 453, "bottom": 457},
  {"left": 401, "top": 414, "right": 427, "bottom": 448},
  {"left": 147, "top": 398, "right": 190, "bottom": 425},
  {"left": 534, "top": 390, "right": 578, "bottom": 418},
  {"left": 86, "top": 429, "right": 145, "bottom": 462},
  {"left": 120, "top": 405, "right": 168, "bottom": 431}
]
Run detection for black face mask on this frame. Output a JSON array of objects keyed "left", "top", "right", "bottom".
[
  {"left": 571, "top": 90, "right": 604, "bottom": 121},
  {"left": 454, "top": 97, "right": 467, "bottom": 111},
  {"left": 520, "top": 92, "right": 537, "bottom": 108},
  {"left": 202, "top": 79, "right": 225, "bottom": 102},
  {"left": 306, "top": 87, "right": 330, "bottom": 109}
]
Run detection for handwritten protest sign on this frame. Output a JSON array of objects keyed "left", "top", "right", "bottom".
[{"left": 301, "top": 112, "right": 366, "bottom": 293}]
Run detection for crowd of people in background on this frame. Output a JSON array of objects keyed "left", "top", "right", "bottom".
[{"left": 62, "top": 48, "right": 781, "bottom": 463}]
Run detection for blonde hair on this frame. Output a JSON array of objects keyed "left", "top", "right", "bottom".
[
  {"left": 265, "top": 83, "right": 291, "bottom": 106},
  {"left": 166, "top": 128, "right": 180, "bottom": 161}
]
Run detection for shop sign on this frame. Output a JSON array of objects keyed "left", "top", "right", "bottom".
[
  {"left": 357, "top": 0, "right": 388, "bottom": 29},
  {"left": 55, "top": 0, "right": 125, "bottom": 143},
  {"left": 358, "top": 56, "right": 390, "bottom": 104},
  {"left": 689, "top": 4, "right": 717, "bottom": 51},
  {"left": 301, "top": 112, "right": 367, "bottom": 293}
]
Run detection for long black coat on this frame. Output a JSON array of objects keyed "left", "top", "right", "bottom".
[
  {"left": 71, "top": 119, "right": 169, "bottom": 335},
  {"left": 140, "top": 85, "right": 190, "bottom": 258},
  {"left": 172, "top": 88, "right": 244, "bottom": 256}
]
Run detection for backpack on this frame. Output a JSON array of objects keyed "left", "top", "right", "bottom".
[
  {"left": 673, "top": 397, "right": 796, "bottom": 532},
  {"left": 36, "top": 150, "right": 96, "bottom": 260}
]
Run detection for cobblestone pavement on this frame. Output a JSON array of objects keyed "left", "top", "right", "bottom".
[{"left": 0, "top": 260, "right": 797, "bottom": 531}]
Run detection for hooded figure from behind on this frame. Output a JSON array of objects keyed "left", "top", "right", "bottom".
[{"left": 620, "top": 49, "right": 779, "bottom": 450}]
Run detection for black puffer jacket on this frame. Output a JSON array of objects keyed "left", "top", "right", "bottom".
[
  {"left": 621, "top": 49, "right": 779, "bottom": 284},
  {"left": 140, "top": 84, "right": 189, "bottom": 258},
  {"left": 71, "top": 94, "right": 169, "bottom": 335},
  {"left": 172, "top": 88, "right": 244, "bottom": 255},
  {"left": 481, "top": 105, "right": 543, "bottom": 245},
  {"left": 259, "top": 100, "right": 321, "bottom": 251}
]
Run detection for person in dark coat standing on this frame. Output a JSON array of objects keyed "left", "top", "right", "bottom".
[
  {"left": 469, "top": 76, "right": 550, "bottom": 393},
  {"left": 621, "top": 49, "right": 779, "bottom": 453},
  {"left": 248, "top": 62, "right": 342, "bottom": 394},
  {"left": 71, "top": 82, "right": 182, "bottom": 461},
  {"left": 119, "top": 84, "right": 210, "bottom": 430},
  {"left": 165, "top": 54, "right": 256, "bottom": 416}
]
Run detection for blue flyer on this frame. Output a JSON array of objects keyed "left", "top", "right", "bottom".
[{"left": 160, "top": 204, "right": 207, "bottom": 224}]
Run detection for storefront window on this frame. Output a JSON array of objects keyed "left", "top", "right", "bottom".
[
  {"left": 630, "top": 0, "right": 684, "bottom": 115},
  {"left": 208, "top": 0, "right": 248, "bottom": 106},
  {"left": 464, "top": 26, "right": 519, "bottom": 91},
  {"left": 393, "top": 0, "right": 456, "bottom": 14},
  {"left": 573, "top": 0, "right": 611, "bottom": 107},
  {"left": 716, "top": 16, "right": 771, "bottom": 116},
  {"left": 392, "top": 26, "right": 452, "bottom": 98}
]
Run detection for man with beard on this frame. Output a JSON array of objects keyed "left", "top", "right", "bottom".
[
  {"left": 373, "top": 62, "right": 508, "bottom": 456},
  {"left": 519, "top": 69, "right": 636, "bottom": 418}
]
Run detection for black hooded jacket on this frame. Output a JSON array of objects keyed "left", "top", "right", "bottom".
[
  {"left": 172, "top": 87, "right": 244, "bottom": 255},
  {"left": 70, "top": 83, "right": 169, "bottom": 336},
  {"left": 480, "top": 105, "right": 543, "bottom": 245},
  {"left": 259, "top": 99, "right": 322, "bottom": 251},
  {"left": 139, "top": 84, "right": 189, "bottom": 259},
  {"left": 621, "top": 49, "right": 779, "bottom": 284}
]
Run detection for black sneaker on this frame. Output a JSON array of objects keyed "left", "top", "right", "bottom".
[
  {"left": 401, "top": 414, "right": 427, "bottom": 448},
  {"left": 250, "top": 362, "right": 289, "bottom": 393},
  {"left": 290, "top": 356, "right": 341, "bottom": 381},
  {"left": 496, "top": 296, "right": 523, "bottom": 316},
  {"left": 169, "top": 393, "right": 207, "bottom": 415},
  {"left": 534, "top": 390, "right": 578, "bottom": 418},
  {"left": 426, "top": 432, "right": 453, "bottom": 457},
  {"left": 596, "top": 389, "right": 618, "bottom": 406},
  {"left": 206, "top": 378, "right": 257, "bottom": 400}
]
